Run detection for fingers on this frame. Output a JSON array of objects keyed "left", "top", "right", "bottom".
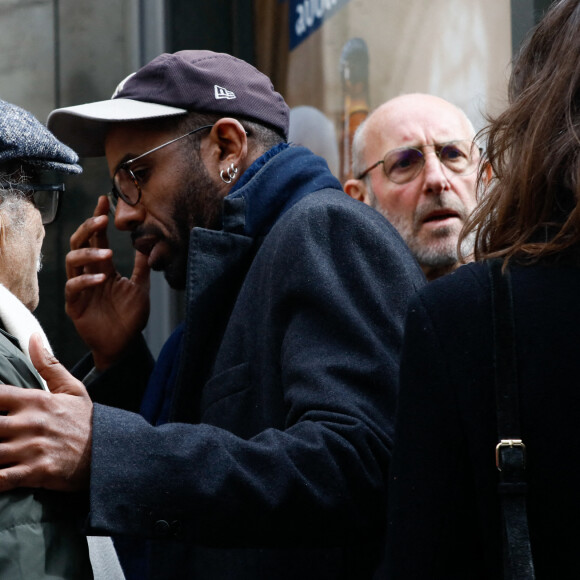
[
  {"left": 67, "top": 198, "right": 118, "bottom": 281},
  {"left": 0, "top": 429, "right": 41, "bottom": 469},
  {"left": 0, "top": 436, "right": 88, "bottom": 492},
  {"left": 28, "top": 334, "right": 89, "bottom": 397},
  {"left": 70, "top": 197, "right": 111, "bottom": 253},
  {"left": 0, "top": 387, "right": 92, "bottom": 492},
  {"left": 70, "top": 214, "right": 109, "bottom": 250},
  {"left": 90, "top": 195, "right": 112, "bottom": 249},
  {"left": 0, "top": 465, "right": 33, "bottom": 492},
  {"left": 93, "top": 194, "right": 110, "bottom": 218},
  {"left": 64, "top": 273, "right": 106, "bottom": 316},
  {"left": 0, "top": 383, "right": 40, "bottom": 413},
  {"left": 131, "top": 251, "right": 151, "bottom": 291},
  {"left": 65, "top": 246, "right": 114, "bottom": 280},
  {"left": 0, "top": 420, "right": 55, "bottom": 490}
]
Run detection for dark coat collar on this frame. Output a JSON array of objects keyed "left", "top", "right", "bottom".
[{"left": 223, "top": 144, "right": 342, "bottom": 238}]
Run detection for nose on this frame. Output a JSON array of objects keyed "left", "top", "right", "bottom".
[
  {"left": 113, "top": 198, "right": 146, "bottom": 231},
  {"left": 421, "top": 151, "right": 450, "bottom": 195}
]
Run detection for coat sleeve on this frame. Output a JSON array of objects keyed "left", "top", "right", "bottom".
[{"left": 86, "top": 194, "right": 426, "bottom": 547}]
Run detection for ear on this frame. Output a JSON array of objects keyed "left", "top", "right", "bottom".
[
  {"left": 0, "top": 212, "right": 5, "bottom": 248},
  {"left": 482, "top": 160, "right": 493, "bottom": 185},
  {"left": 344, "top": 178, "right": 372, "bottom": 205},
  {"left": 206, "top": 118, "right": 248, "bottom": 175}
]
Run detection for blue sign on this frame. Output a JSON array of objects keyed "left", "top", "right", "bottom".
[{"left": 289, "top": 0, "right": 350, "bottom": 50}]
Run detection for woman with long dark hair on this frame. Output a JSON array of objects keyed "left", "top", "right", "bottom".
[{"left": 384, "top": 1, "right": 580, "bottom": 577}]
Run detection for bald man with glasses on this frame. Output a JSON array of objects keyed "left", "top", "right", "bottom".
[{"left": 344, "top": 93, "right": 481, "bottom": 281}]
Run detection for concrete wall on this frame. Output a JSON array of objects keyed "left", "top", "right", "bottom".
[
  {"left": 0, "top": 0, "right": 144, "bottom": 364},
  {"left": 0, "top": 0, "right": 56, "bottom": 118}
]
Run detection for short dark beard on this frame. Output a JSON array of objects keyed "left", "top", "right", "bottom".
[{"left": 163, "top": 153, "right": 224, "bottom": 289}]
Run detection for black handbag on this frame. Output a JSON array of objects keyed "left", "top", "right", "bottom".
[{"left": 488, "top": 259, "right": 536, "bottom": 580}]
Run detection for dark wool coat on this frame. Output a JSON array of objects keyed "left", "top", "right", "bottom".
[
  {"left": 84, "top": 144, "right": 426, "bottom": 579},
  {"left": 385, "top": 260, "right": 580, "bottom": 579}
]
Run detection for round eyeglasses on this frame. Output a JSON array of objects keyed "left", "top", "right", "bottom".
[
  {"left": 356, "top": 140, "right": 480, "bottom": 184},
  {"left": 108, "top": 124, "right": 214, "bottom": 210}
]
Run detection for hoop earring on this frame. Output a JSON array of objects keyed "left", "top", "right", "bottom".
[{"left": 220, "top": 162, "right": 238, "bottom": 184}]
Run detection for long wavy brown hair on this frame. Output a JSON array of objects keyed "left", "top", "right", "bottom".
[{"left": 460, "top": 0, "right": 580, "bottom": 264}]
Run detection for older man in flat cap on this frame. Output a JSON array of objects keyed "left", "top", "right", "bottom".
[{"left": 0, "top": 99, "right": 97, "bottom": 577}]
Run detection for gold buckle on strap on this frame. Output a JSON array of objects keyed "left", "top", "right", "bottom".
[{"left": 495, "top": 439, "right": 526, "bottom": 471}]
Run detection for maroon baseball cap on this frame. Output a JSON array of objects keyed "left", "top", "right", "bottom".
[{"left": 47, "top": 50, "right": 290, "bottom": 157}]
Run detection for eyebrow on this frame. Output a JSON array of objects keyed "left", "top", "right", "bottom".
[
  {"left": 396, "top": 139, "right": 473, "bottom": 150},
  {"left": 112, "top": 153, "right": 139, "bottom": 176}
]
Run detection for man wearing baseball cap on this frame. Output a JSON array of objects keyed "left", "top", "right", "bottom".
[{"left": 0, "top": 51, "right": 424, "bottom": 579}]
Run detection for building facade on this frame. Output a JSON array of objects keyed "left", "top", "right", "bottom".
[{"left": 0, "top": 0, "right": 552, "bottom": 365}]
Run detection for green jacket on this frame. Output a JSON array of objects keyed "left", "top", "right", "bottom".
[{"left": 0, "top": 327, "right": 93, "bottom": 579}]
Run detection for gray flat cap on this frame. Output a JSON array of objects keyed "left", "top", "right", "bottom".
[{"left": 0, "top": 99, "right": 82, "bottom": 174}]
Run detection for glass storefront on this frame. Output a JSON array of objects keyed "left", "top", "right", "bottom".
[{"left": 256, "top": 1, "right": 512, "bottom": 182}]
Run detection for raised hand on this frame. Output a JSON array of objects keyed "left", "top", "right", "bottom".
[
  {"left": 65, "top": 196, "right": 151, "bottom": 370},
  {"left": 0, "top": 334, "right": 92, "bottom": 492}
]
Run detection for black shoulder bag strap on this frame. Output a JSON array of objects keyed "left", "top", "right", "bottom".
[{"left": 488, "top": 259, "right": 536, "bottom": 580}]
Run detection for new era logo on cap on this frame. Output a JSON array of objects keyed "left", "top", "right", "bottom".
[
  {"left": 112, "top": 72, "right": 137, "bottom": 99},
  {"left": 215, "top": 85, "right": 236, "bottom": 100}
]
